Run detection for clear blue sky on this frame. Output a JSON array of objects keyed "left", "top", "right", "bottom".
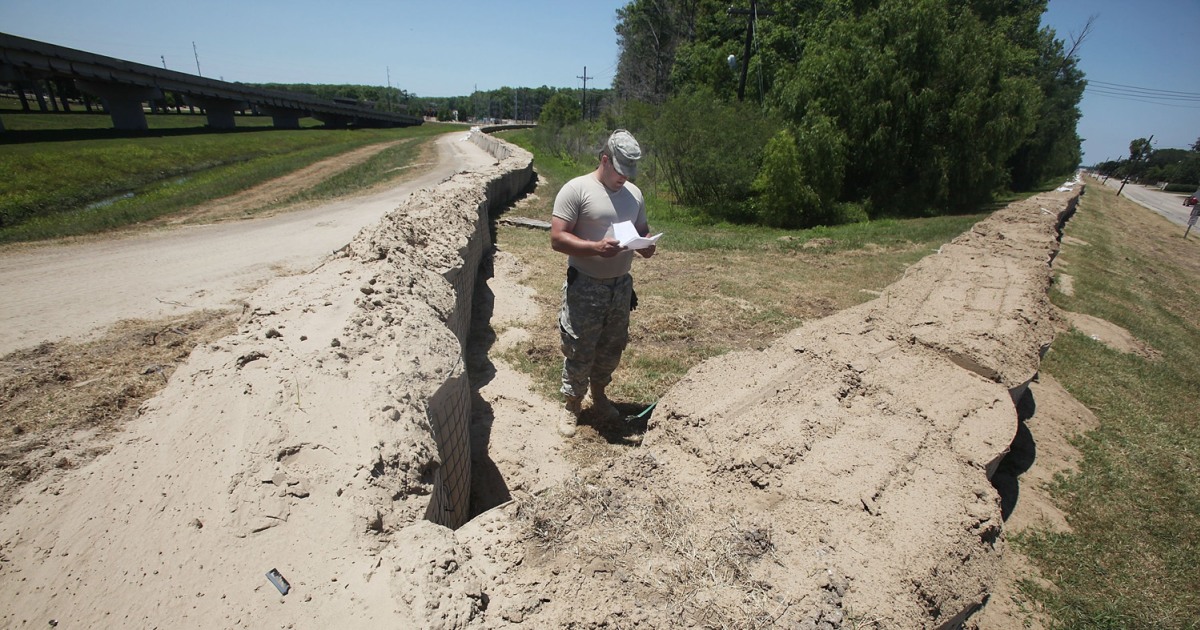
[
  {"left": 4, "top": 1, "right": 1196, "bottom": 166},
  {"left": 0, "top": 1, "right": 626, "bottom": 96},
  {"left": 1041, "top": 0, "right": 1200, "bottom": 164}
]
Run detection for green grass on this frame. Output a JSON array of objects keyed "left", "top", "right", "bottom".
[
  {"left": 1, "top": 107, "right": 451, "bottom": 242},
  {"left": 281, "top": 137, "right": 426, "bottom": 205},
  {"left": 1015, "top": 182, "right": 1200, "bottom": 629},
  {"left": 493, "top": 128, "right": 996, "bottom": 411}
]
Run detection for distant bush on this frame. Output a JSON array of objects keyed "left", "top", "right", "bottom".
[
  {"left": 530, "top": 120, "right": 610, "bottom": 166},
  {"left": 834, "top": 202, "right": 871, "bottom": 224},
  {"left": 537, "top": 92, "right": 582, "bottom": 130},
  {"left": 647, "top": 86, "right": 776, "bottom": 213},
  {"left": 752, "top": 128, "right": 814, "bottom": 228},
  {"left": 1164, "top": 183, "right": 1200, "bottom": 193}
]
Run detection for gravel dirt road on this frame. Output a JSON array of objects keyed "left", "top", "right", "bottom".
[{"left": 0, "top": 131, "right": 495, "bottom": 356}]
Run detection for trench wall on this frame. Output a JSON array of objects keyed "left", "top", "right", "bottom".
[
  {"left": 421, "top": 129, "right": 533, "bottom": 528},
  {"left": 342, "top": 127, "right": 532, "bottom": 530}
]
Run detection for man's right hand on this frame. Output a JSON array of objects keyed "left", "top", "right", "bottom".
[{"left": 595, "top": 238, "right": 623, "bottom": 257}]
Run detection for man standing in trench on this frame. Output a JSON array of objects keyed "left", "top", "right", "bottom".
[{"left": 550, "top": 129, "right": 655, "bottom": 437}]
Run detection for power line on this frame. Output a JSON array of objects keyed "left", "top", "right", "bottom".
[
  {"left": 1088, "top": 80, "right": 1200, "bottom": 98},
  {"left": 1083, "top": 79, "right": 1200, "bottom": 108},
  {"left": 1085, "top": 88, "right": 1200, "bottom": 109}
]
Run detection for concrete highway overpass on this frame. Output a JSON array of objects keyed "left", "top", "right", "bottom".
[{"left": 0, "top": 32, "right": 423, "bottom": 131}]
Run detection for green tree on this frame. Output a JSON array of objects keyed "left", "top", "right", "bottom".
[
  {"left": 752, "top": 128, "right": 814, "bottom": 227},
  {"left": 538, "top": 92, "right": 582, "bottom": 129},
  {"left": 613, "top": 0, "right": 1084, "bottom": 222},
  {"left": 648, "top": 86, "right": 777, "bottom": 215},
  {"left": 772, "top": 0, "right": 1041, "bottom": 214},
  {"left": 615, "top": 0, "right": 704, "bottom": 102},
  {"left": 1118, "top": 137, "right": 1155, "bottom": 181}
]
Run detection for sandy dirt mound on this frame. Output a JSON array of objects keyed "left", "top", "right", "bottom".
[
  {"left": 0, "top": 133, "right": 522, "bottom": 628},
  {"left": 445, "top": 185, "right": 1083, "bottom": 629},
  {"left": 1060, "top": 310, "right": 1159, "bottom": 359}
]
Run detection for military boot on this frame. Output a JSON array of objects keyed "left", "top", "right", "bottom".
[
  {"left": 587, "top": 386, "right": 621, "bottom": 423},
  {"left": 559, "top": 395, "right": 582, "bottom": 437}
]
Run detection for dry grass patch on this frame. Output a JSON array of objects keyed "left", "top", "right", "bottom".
[
  {"left": 514, "top": 467, "right": 787, "bottom": 628},
  {"left": 0, "top": 310, "right": 236, "bottom": 509},
  {"left": 495, "top": 221, "right": 945, "bottom": 415}
]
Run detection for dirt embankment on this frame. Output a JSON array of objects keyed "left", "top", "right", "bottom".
[
  {"left": 0, "top": 130, "right": 531, "bottom": 627},
  {"left": 0, "top": 129, "right": 1087, "bottom": 629},
  {"left": 444, "top": 184, "right": 1084, "bottom": 629}
]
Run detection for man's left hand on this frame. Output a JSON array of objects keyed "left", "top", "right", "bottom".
[{"left": 637, "top": 244, "right": 656, "bottom": 258}]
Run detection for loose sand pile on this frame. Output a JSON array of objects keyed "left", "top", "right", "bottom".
[
  {"left": 0, "top": 131, "right": 527, "bottom": 627},
  {"left": 0, "top": 132, "right": 1085, "bottom": 629}
]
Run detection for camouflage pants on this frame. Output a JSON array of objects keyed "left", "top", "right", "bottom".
[{"left": 558, "top": 268, "right": 632, "bottom": 399}]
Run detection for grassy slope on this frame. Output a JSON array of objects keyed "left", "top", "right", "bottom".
[
  {"left": 0, "top": 105, "right": 452, "bottom": 242},
  {"left": 1022, "top": 181, "right": 1200, "bottom": 629}
]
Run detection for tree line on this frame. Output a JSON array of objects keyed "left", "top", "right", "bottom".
[
  {"left": 535, "top": 0, "right": 1087, "bottom": 228},
  {"left": 251, "top": 83, "right": 611, "bottom": 126},
  {"left": 260, "top": 0, "right": 1091, "bottom": 229},
  {"left": 1092, "top": 137, "right": 1200, "bottom": 192}
]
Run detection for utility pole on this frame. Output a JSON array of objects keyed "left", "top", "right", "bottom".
[
  {"left": 1117, "top": 134, "right": 1152, "bottom": 197},
  {"left": 192, "top": 42, "right": 202, "bottom": 77},
  {"left": 161, "top": 55, "right": 167, "bottom": 69},
  {"left": 727, "top": 0, "right": 774, "bottom": 102},
  {"left": 386, "top": 66, "right": 392, "bottom": 112},
  {"left": 577, "top": 66, "right": 592, "bottom": 121}
]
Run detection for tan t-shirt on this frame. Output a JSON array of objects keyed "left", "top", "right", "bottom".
[{"left": 552, "top": 173, "right": 647, "bottom": 279}]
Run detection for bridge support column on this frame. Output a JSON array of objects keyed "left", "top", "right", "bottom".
[
  {"left": 183, "top": 95, "right": 248, "bottom": 129},
  {"left": 313, "top": 113, "right": 352, "bottom": 129},
  {"left": 32, "top": 81, "right": 49, "bottom": 112},
  {"left": 272, "top": 114, "right": 301, "bottom": 129},
  {"left": 0, "top": 67, "right": 32, "bottom": 115},
  {"left": 258, "top": 105, "right": 306, "bottom": 129},
  {"left": 75, "top": 80, "right": 161, "bottom": 130}
]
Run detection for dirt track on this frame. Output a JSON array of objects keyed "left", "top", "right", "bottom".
[
  {"left": 0, "top": 132, "right": 1103, "bottom": 628},
  {"left": 0, "top": 131, "right": 494, "bottom": 356}
]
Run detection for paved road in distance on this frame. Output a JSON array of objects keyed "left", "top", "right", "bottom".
[{"left": 1096, "top": 175, "right": 1197, "bottom": 229}]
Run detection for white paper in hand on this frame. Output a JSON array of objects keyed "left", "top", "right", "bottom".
[{"left": 612, "top": 220, "right": 662, "bottom": 250}]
